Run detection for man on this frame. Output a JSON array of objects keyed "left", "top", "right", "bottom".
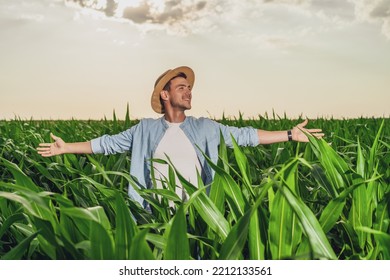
[{"left": 37, "top": 66, "right": 324, "bottom": 209}]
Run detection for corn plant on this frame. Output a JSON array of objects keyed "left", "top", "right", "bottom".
[{"left": 0, "top": 113, "right": 388, "bottom": 259}]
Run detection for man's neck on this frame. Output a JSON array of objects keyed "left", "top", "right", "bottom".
[{"left": 164, "top": 111, "right": 186, "bottom": 123}]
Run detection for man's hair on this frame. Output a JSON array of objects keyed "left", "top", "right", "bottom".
[
  {"left": 163, "top": 72, "right": 187, "bottom": 92},
  {"left": 160, "top": 72, "right": 188, "bottom": 111}
]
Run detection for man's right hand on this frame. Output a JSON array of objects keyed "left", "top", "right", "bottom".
[{"left": 37, "top": 133, "right": 66, "bottom": 157}]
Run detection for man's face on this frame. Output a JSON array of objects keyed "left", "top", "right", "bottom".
[{"left": 166, "top": 76, "right": 192, "bottom": 111}]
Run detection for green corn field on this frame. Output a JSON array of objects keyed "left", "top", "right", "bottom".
[{"left": 0, "top": 110, "right": 389, "bottom": 260}]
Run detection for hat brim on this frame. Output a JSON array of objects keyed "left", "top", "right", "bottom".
[{"left": 151, "top": 66, "right": 195, "bottom": 114}]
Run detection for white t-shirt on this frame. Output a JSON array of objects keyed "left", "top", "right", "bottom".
[{"left": 152, "top": 121, "right": 201, "bottom": 203}]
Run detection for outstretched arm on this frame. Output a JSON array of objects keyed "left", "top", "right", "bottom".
[
  {"left": 37, "top": 133, "right": 92, "bottom": 157},
  {"left": 257, "top": 119, "right": 324, "bottom": 144}
]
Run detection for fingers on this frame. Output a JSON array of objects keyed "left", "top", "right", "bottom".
[
  {"left": 306, "top": 128, "right": 322, "bottom": 133},
  {"left": 297, "top": 119, "right": 308, "bottom": 128},
  {"left": 296, "top": 120, "right": 324, "bottom": 137},
  {"left": 38, "top": 143, "right": 52, "bottom": 147},
  {"left": 293, "top": 119, "right": 325, "bottom": 142},
  {"left": 37, "top": 144, "right": 51, "bottom": 150},
  {"left": 36, "top": 133, "right": 60, "bottom": 157},
  {"left": 36, "top": 147, "right": 53, "bottom": 157},
  {"left": 50, "top": 133, "right": 59, "bottom": 141},
  {"left": 37, "top": 142, "right": 54, "bottom": 157}
]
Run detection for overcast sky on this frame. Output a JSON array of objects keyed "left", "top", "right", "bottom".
[{"left": 1, "top": 0, "right": 389, "bottom": 120}]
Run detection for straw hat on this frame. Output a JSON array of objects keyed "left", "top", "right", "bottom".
[{"left": 151, "top": 66, "right": 195, "bottom": 114}]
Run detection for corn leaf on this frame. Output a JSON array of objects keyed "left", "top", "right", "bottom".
[
  {"left": 311, "top": 164, "right": 335, "bottom": 198},
  {"left": 319, "top": 197, "right": 346, "bottom": 233},
  {"left": 168, "top": 159, "right": 230, "bottom": 240},
  {"left": 309, "top": 137, "right": 350, "bottom": 197},
  {"left": 114, "top": 192, "right": 138, "bottom": 259},
  {"left": 357, "top": 227, "right": 390, "bottom": 260},
  {"left": 0, "top": 158, "right": 40, "bottom": 192},
  {"left": 219, "top": 179, "right": 273, "bottom": 260},
  {"left": 356, "top": 138, "right": 365, "bottom": 178},
  {"left": 269, "top": 160, "right": 301, "bottom": 259},
  {"left": 129, "top": 229, "right": 155, "bottom": 260},
  {"left": 248, "top": 209, "right": 265, "bottom": 260},
  {"left": 219, "top": 209, "right": 251, "bottom": 260},
  {"left": 368, "top": 119, "right": 384, "bottom": 173},
  {"left": 269, "top": 191, "right": 294, "bottom": 259},
  {"left": 279, "top": 185, "right": 337, "bottom": 259},
  {"left": 164, "top": 205, "right": 190, "bottom": 260},
  {"left": 349, "top": 180, "right": 371, "bottom": 250},
  {"left": 0, "top": 213, "right": 26, "bottom": 240},
  {"left": 231, "top": 135, "right": 252, "bottom": 190},
  {"left": 201, "top": 150, "right": 247, "bottom": 220},
  {"left": 89, "top": 221, "right": 115, "bottom": 260},
  {"left": 1, "top": 231, "right": 40, "bottom": 260}
]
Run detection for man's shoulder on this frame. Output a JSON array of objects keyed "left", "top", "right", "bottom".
[
  {"left": 184, "top": 116, "right": 222, "bottom": 133},
  {"left": 124, "top": 117, "right": 163, "bottom": 133},
  {"left": 187, "top": 116, "right": 216, "bottom": 125},
  {"left": 139, "top": 117, "right": 158, "bottom": 122},
  {"left": 138, "top": 117, "right": 163, "bottom": 126}
]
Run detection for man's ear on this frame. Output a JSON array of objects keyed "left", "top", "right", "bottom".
[{"left": 160, "top": 90, "right": 169, "bottom": 101}]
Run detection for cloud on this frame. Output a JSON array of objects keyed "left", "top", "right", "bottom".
[
  {"left": 123, "top": 2, "right": 153, "bottom": 24},
  {"left": 121, "top": 0, "right": 207, "bottom": 25},
  {"left": 370, "top": 0, "right": 390, "bottom": 17},
  {"left": 66, "top": 0, "right": 209, "bottom": 28},
  {"left": 63, "top": 0, "right": 390, "bottom": 42},
  {"left": 349, "top": 0, "right": 390, "bottom": 39},
  {"left": 263, "top": 0, "right": 309, "bottom": 5}
]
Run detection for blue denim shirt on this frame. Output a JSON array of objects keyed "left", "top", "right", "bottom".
[{"left": 91, "top": 116, "right": 259, "bottom": 208}]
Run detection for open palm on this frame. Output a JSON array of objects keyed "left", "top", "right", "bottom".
[
  {"left": 37, "top": 133, "right": 66, "bottom": 157},
  {"left": 292, "top": 119, "right": 324, "bottom": 142}
]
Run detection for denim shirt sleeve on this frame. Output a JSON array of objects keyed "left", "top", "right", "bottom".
[
  {"left": 212, "top": 120, "right": 259, "bottom": 147},
  {"left": 90, "top": 124, "right": 137, "bottom": 155}
]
